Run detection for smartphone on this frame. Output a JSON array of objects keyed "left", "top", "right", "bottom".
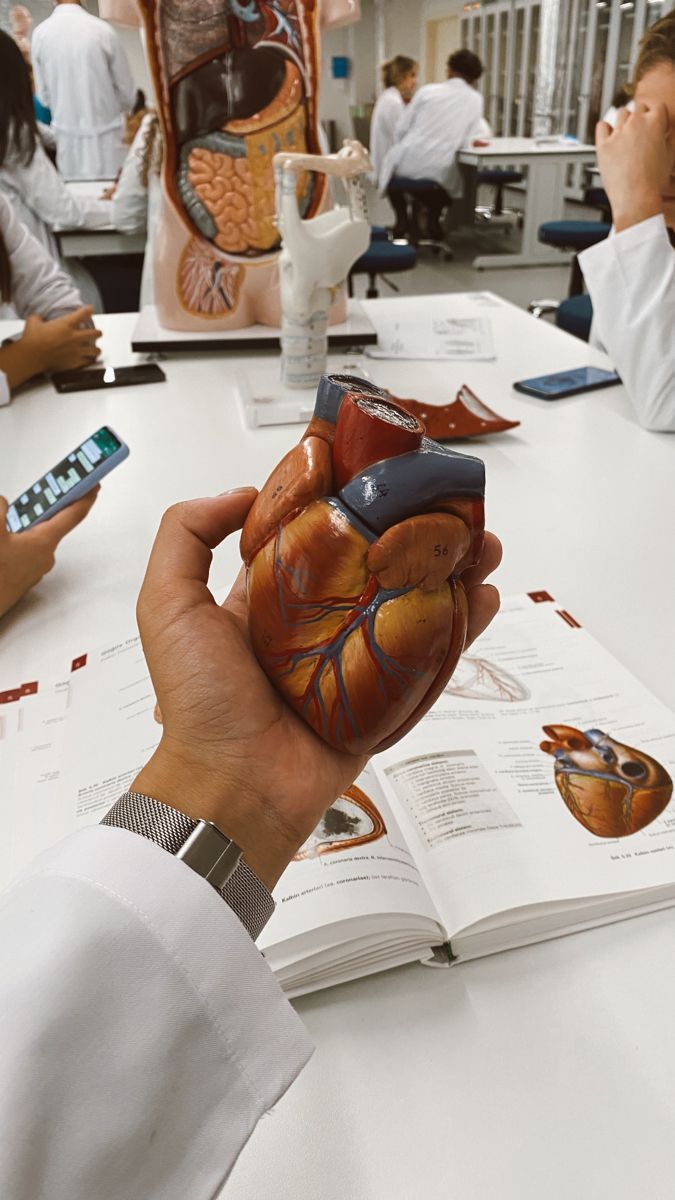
[
  {"left": 513, "top": 366, "right": 621, "bottom": 400},
  {"left": 52, "top": 363, "right": 166, "bottom": 393},
  {"left": 5, "top": 426, "right": 129, "bottom": 532}
]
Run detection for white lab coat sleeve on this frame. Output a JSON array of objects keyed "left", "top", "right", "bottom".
[
  {"left": 105, "top": 25, "right": 136, "bottom": 113},
  {"left": 112, "top": 116, "right": 151, "bottom": 235},
  {"left": 8, "top": 144, "right": 112, "bottom": 232},
  {"left": 579, "top": 214, "right": 675, "bottom": 432},
  {"left": 0, "top": 824, "right": 313, "bottom": 1200},
  {"left": 0, "top": 194, "right": 83, "bottom": 319}
]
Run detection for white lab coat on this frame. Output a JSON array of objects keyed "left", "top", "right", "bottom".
[
  {"left": 0, "top": 192, "right": 82, "bottom": 321},
  {"left": 0, "top": 824, "right": 312, "bottom": 1200},
  {"left": 0, "top": 192, "right": 84, "bottom": 404},
  {"left": 370, "top": 87, "right": 404, "bottom": 190},
  {"left": 32, "top": 4, "right": 135, "bottom": 181},
  {"left": 579, "top": 214, "right": 675, "bottom": 432},
  {"left": 380, "top": 77, "right": 484, "bottom": 196},
  {"left": 0, "top": 133, "right": 112, "bottom": 259},
  {"left": 112, "top": 111, "right": 162, "bottom": 306}
]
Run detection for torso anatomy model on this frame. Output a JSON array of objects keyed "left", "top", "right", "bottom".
[
  {"left": 240, "top": 374, "right": 486, "bottom": 755},
  {"left": 136, "top": 0, "right": 359, "bottom": 330}
]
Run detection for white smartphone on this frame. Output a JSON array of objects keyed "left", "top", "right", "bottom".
[{"left": 6, "top": 425, "right": 129, "bottom": 532}]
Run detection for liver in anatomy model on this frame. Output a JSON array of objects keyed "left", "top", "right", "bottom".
[
  {"left": 240, "top": 374, "right": 485, "bottom": 755},
  {"left": 540, "top": 724, "right": 673, "bottom": 837}
]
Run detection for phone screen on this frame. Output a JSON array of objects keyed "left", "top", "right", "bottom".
[
  {"left": 519, "top": 367, "right": 619, "bottom": 395},
  {"left": 6, "top": 427, "right": 122, "bottom": 531},
  {"left": 52, "top": 364, "right": 166, "bottom": 392}
]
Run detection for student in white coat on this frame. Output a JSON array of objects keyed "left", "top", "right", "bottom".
[
  {"left": 32, "top": 0, "right": 135, "bottom": 181},
  {"left": 110, "top": 109, "right": 162, "bottom": 306},
  {"left": 579, "top": 11, "right": 675, "bottom": 432},
  {"left": 0, "top": 192, "right": 101, "bottom": 616},
  {"left": 380, "top": 49, "right": 486, "bottom": 240},
  {"left": 0, "top": 31, "right": 112, "bottom": 307},
  {"left": 0, "top": 488, "right": 502, "bottom": 1199},
  {"left": 370, "top": 55, "right": 417, "bottom": 192}
]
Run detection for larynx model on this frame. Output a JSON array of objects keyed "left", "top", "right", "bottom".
[
  {"left": 240, "top": 374, "right": 486, "bottom": 755},
  {"left": 275, "top": 139, "right": 371, "bottom": 386}
]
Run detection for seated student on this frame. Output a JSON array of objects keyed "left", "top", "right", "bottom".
[
  {"left": 0, "top": 487, "right": 502, "bottom": 1196},
  {"left": 0, "top": 192, "right": 101, "bottom": 614},
  {"left": 109, "top": 110, "right": 162, "bottom": 307},
  {"left": 370, "top": 55, "right": 417, "bottom": 192},
  {"left": 579, "top": 11, "right": 675, "bottom": 432},
  {"left": 0, "top": 31, "right": 112, "bottom": 308},
  {"left": 380, "top": 49, "right": 487, "bottom": 241}
]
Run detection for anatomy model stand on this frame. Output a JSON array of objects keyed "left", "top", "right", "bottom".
[{"left": 241, "top": 374, "right": 486, "bottom": 755}]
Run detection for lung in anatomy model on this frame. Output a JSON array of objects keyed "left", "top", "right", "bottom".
[
  {"left": 540, "top": 724, "right": 673, "bottom": 838},
  {"left": 240, "top": 374, "right": 486, "bottom": 756},
  {"left": 137, "top": 0, "right": 351, "bottom": 330}
]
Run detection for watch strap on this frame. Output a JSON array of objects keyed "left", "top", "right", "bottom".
[{"left": 102, "top": 792, "right": 275, "bottom": 941}]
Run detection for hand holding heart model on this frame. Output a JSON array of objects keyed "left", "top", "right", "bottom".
[{"left": 240, "top": 374, "right": 486, "bottom": 755}]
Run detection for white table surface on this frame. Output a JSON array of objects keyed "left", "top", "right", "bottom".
[
  {"left": 57, "top": 179, "right": 145, "bottom": 256},
  {"left": 1, "top": 292, "right": 675, "bottom": 1199},
  {"left": 458, "top": 138, "right": 597, "bottom": 270}
]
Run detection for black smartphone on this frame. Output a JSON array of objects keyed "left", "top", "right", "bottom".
[
  {"left": 6, "top": 426, "right": 129, "bottom": 532},
  {"left": 513, "top": 366, "right": 621, "bottom": 400},
  {"left": 52, "top": 363, "right": 166, "bottom": 394}
]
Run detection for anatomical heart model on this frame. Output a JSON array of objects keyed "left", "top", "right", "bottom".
[
  {"left": 240, "top": 374, "right": 485, "bottom": 755},
  {"left": 540, "top": 724, "right": 673, "bottom": 838},
  {"left": 137, "top": 0, "right": 332, "bottom": 329}
]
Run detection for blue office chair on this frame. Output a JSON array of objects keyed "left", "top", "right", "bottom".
[
  {"left": 537, "top": 221, "right": 611, "bottom": 295},
  {"left": 348, "top": 235, "right": 418, "bottom": 299},
  {"left": 386, "top": 176, "right": 453, "bottom": 258},
  {"left": 475, "top": 167, "right": 523, "bottom": 224},
  {"left": 555, "top": 293, "right": 593, "bottom": 341}
]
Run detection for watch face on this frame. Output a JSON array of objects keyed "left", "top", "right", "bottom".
[{"left": 293, "top": 785, "right": 386, "bottom": 860}]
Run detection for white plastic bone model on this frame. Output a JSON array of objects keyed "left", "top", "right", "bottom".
[{"left": 274, "top": 139, "right": 372, "bottom": 387}]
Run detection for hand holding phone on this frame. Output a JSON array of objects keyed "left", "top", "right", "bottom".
[
  {"left": 0, "top": 490, "right": 99, "bottom": 618},
  {"left": 513, "top": 366, "right": 621, "bottom": 400},
  {"left": 5, "top": 426, "right": 129, "bottom": 532}
]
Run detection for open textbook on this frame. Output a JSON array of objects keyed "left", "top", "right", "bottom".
[{"left": 1, "top": 591, "right": 675, "bottom": 998}]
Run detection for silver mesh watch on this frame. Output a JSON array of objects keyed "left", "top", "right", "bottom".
[{"left": 102, "top": 791, "right": 275, "bottom": 941}]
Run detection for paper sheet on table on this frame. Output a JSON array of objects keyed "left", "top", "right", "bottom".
[{"left": 366, "top": 314, "right": 495, "bottom": 361}]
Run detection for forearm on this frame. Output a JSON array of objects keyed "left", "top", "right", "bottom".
[
  {"left": 0, "top": 826, "right": 312, "bottom": 1200},
  {"left": 0, "top": 337, "right": 43, "bottom": 390},
  {"left": 580, "top": 216, "right": 675, "bottom": 432}
]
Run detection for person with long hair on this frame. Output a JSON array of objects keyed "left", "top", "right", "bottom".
[
  {"left": 370, "top": 55, "right": 417, "bottom": 191},
  {"left": 579, "top": 11, "right": 675, "bottom": 431},
  {"left": 0, "top": 29, "right": 111, "bottom": 294}
]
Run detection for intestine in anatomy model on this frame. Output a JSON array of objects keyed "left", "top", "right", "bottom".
[
  {"left": 540, "top": 724, "right": 673, "bottom": 838},
  {"left": 134, "top": 0, "right": 360, "bottom": 330},
  {"left": 240, "top": 374, "right": 486, "bottom": 755}
]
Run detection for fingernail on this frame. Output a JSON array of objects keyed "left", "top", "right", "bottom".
[{"left": 218, "top": 486, "right": 257, "bottom": 496}]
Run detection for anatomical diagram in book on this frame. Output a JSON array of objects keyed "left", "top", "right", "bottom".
[
  {"left": 540, "top": 724, "right": 674, "bottom": 838},
  {"left": 293, "top": 784, "right": 386, "bottom": 860},
  {"left": 444, "top": 655, "right": 530, "bottom": 703},
  {"left": 240, "top": 374, "right": 485, "bottom": 755}
]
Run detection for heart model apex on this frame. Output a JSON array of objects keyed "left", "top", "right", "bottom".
[{"left": 240, "top": 374, "right": 486, "bottom": 755}]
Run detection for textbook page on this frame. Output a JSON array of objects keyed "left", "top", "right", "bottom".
[
  {"left": 372, "top": 594, "right": 675, "bottom": 943},
  {"left": 61, "top": 632, "right": 161, "bottom": 817},
  {"left": 260, "top": 763, "right": 444, "bottom": 982}
]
